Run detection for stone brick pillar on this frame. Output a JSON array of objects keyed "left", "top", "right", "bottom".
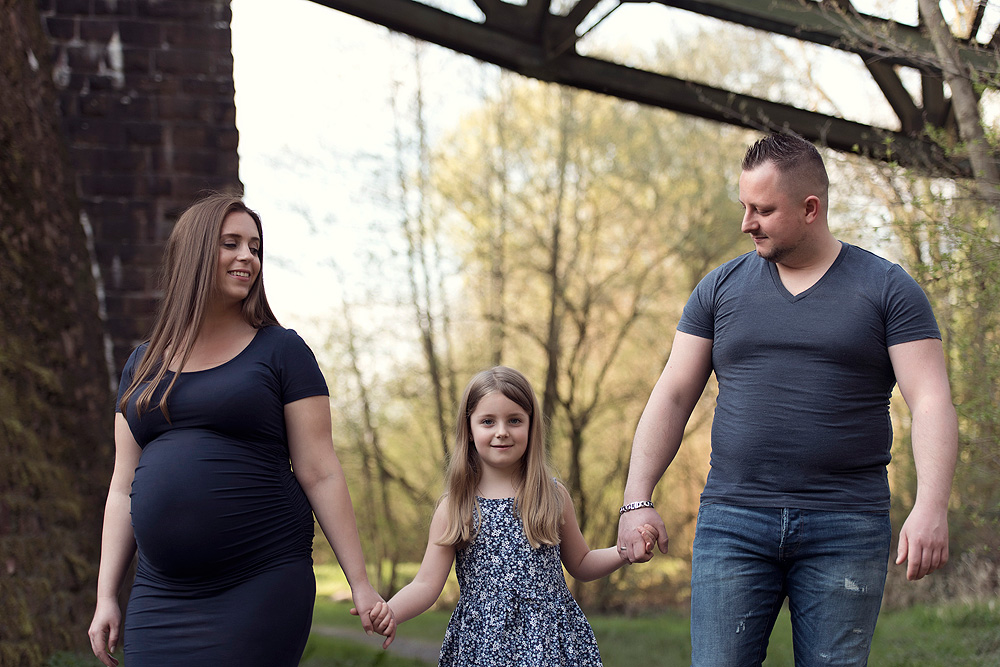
[{"left": 38, "top": 0, "right": 243, "bottom": 371}]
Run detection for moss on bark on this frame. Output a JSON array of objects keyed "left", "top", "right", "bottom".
[{"left": 1, "top": 0, "right": 113, "bottom": 661}]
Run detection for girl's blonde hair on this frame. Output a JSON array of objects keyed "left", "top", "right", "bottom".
[
  {"left": 438, "top": 366, "right": 563, "bottom": 549},
  {"left": 119, "top": 193, "right": 278, "bottom": 419}
]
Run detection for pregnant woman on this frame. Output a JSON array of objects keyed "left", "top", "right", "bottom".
[{"left": 88, "top": 194, "right": 386, "bottom": 666}]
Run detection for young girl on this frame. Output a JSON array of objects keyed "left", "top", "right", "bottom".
[{"left": 364, "top": 366, "right": 656, "bottom": 665}]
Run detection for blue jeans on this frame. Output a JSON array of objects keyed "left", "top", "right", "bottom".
[{"left": 690, "top": 503, "right": 891, "bottom": 667}]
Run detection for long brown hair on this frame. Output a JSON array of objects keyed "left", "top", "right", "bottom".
[
  {"left": 438, "top": 366, "right": 563, "bottom": 549},
  {"left": 118, "top": 193, "right": 279, "bottom": 419}
]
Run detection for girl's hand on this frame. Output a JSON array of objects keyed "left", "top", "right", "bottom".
[
  {"left": 370, "top": 601, "right": 397, "bottom": 648},
  {"left": 618, "top": 524, "right": 660, "bottom": 563},
  {"left": 350, "top": 600, "right": 397, "bottom": 649},
  {"left": 638, "top": 523, "right": 659, "bottom": 555}
]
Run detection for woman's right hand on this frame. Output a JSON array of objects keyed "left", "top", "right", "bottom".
[{"left": 88, "top": 598, "right": 122, "bottom": 667}]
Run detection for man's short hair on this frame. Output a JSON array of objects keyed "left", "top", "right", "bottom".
[{"left": 742, "top": 133, "right": 829, "bottom": 195}]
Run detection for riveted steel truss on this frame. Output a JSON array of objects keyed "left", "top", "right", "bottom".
[{"left": 312, "top": 0, "right": 1000, "bottom": 176}]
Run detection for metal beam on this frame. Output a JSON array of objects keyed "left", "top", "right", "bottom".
[
  {"left": 547, "top": 51, "right": 955, "bottom": 173},
  {"left": 641, "top": 0, "right": 1000, "bottom": 76},
  {"left": 544, "top": 0, "right": 604, "bottom": 59},
  {"left": 922, "top": 73, "right": 948, "bottom": 127},
  {"left": 308, "top": 0, "right": 582, "bottom": 74},
  {"left": 865, "top": 61, "right": 923, "bottom": 135},
  {"left": 310, "top": 0, "right": 971, "bottom": 175}
]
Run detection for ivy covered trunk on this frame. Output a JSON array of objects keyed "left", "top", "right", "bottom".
[{"left": 1, "top": 0, "right": 113, "bottom": 663}]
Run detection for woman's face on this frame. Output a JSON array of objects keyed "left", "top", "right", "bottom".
[{"left": 215, "top": 211, "right": 261, "bottom": 306}]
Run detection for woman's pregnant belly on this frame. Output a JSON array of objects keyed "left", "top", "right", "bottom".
[{"left": 130, "top": 431, "right": 313, "bottom": 580}]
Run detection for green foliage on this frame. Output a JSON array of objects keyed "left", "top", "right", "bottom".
[
  {"left": 871, "top": 166, "right": 1000, "bottom": 594},
  {"left": 313, "top": 563, "right": 460, "bottom": 616}
]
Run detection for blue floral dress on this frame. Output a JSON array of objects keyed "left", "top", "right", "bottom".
[{"left": 438, "top": 496, "right": 603, "bottom": 666}]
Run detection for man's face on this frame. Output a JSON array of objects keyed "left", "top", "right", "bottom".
[{"left": 738, "top": 162, "right": 809, "bottom": 265}]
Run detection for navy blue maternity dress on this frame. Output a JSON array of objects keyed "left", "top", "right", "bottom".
[{"left": 116, "top": 326, "right": 328, "bottom": 666}]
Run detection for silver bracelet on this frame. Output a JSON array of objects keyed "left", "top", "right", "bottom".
[{"left": 619, "top": 500, "right": 654, "bottom": 515}]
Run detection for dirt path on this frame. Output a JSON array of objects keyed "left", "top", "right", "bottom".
[{"left": 310, "top": 625, "right": 440, "bottom": 664}]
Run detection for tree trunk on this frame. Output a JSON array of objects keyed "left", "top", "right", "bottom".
[
  {"left": 918, "top": 0, "right": 1000, "bottom": 236},
  {"left": 392, "top": 42, "right": 452, "bottom": 458},
  {"left": 542, "top": 90, "right": 573, "bottom": 431},
  {"left": 1, "top": 0, "right": 113, "bottom": 661}
]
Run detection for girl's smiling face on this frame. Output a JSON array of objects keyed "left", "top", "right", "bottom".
[{"left": 469, "top": 391, "right": 530, "bottom": 476}]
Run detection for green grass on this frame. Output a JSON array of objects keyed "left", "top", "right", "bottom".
[
  {"left": 46, "top": 636, "right": 428, "bottom": 667},
  {"left": 309, "top": 596, "right": 1000, "bottom": 667},
  {"left": 298, "top": 634, "right": 431, "bottom": 667},
  {"left": 590, "top": 610, "right": 693, "bottom": 665},
  {"left": 747, "top": 601, "right": 1000, "bottom": 666},
  {"left": 867, "top": 602, "right": 1000, "bottom": 666},
  {"left": 312, "top": 598, "right": 452, "bottom": 644},
  {"left": 46, "top": 653, "right": 99, "bottom": 667},
  {"left": 48, "top": 564, "right": 999, "bottom": 667}
]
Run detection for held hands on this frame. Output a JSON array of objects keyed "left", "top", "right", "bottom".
[
  {"left": 618, "top": 524, "right": 659, "bottom": 564},
  {"left": 618, "top": 506, "right": 669, "bottom": 564},
  {"left": 350, "top": 598, "right": 397, "bottom": 649},
  {"left": 369, "top": 600, "right": 397, "bottom": 648}
]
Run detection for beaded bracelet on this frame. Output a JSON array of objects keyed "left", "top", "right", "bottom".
[{"left": 619, "top": 500, "right": 654, "bottom": 515}]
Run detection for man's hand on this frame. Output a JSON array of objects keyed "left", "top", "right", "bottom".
[
  {"left": 896, "top": 502, "right": 949, "bottom": 581},
  {"left": 617, "top": 507, "right": 668, "bottom": 563}
]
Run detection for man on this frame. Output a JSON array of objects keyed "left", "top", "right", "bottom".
[{"left": 617, "top": 133, "right": 957, "bottom": 665}]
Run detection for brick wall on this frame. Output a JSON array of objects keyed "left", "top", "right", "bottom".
[{"left": 38, "top": 0, "right": 242, "bottom": 371}]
